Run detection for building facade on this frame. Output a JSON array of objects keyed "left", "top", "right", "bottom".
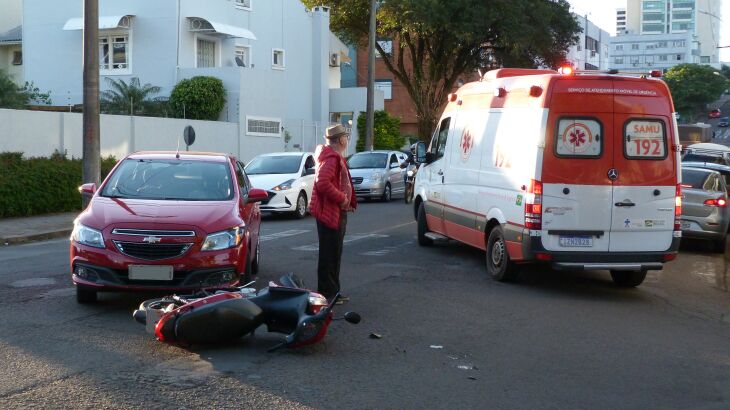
[
  {"left": 616, "top": 8, "right": 627, "bottom": 35},
  {"left": 610, "top": 32, "right": 694, "bottom": 72},
  {"left": 620, "top": 0, "right": 721, "bottom": 66},
  {"left": 564, "top": 14, "right": 611, "bottom": 70},
  {"left": 0, "top": 0, "right": 23, "bottom": 84},
  {"left": 18, "top": 0, "right": 377, "bottom": 158}
]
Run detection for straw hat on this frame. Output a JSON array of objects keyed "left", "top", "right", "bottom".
[{"left": 325, "top": 124, "right": 349, "bottom": 140}]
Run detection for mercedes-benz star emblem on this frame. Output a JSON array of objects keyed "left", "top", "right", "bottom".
[
  {"left": 142, "top": 236, "right": 162, "bottom": 244},
  {"left": 607, "top": 168, "right": 619, "bottom": 181}
]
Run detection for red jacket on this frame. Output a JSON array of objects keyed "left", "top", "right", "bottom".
[{"left": 310, "top": 145, "right": 357, "bottom": 230}]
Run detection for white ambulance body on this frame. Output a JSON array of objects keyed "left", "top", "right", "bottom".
[{"left": 414, "top": 68, "right": 681, "bottom": 287}]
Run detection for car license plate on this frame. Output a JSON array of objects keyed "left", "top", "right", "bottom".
[
  {"left": 559, "top": 236, "right": 593, "bottom": 247},
  {"left": 681, "top": 222, "right": 691, "bottom": 230},
  {"left": 128, "top": 265, "right": 173, "bottom": 281}
]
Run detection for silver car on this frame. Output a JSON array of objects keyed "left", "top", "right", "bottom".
[
  {"left": 680, "top": 167, "right": 730, "bottom": 252},
  {"left": 348, "top": 150, "right": 406, "bottom": 201}
]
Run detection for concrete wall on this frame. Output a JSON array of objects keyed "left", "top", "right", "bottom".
[{"left": 0, "top": 108, "right": 297, "bottom": 163}]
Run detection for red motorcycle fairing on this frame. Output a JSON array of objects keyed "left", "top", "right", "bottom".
[{"left": 154, "top": 292, "right": 263, "bottom": 344}]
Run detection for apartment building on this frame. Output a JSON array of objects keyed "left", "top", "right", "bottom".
[
  {"left": 565, "top": 14, "right": 611, "bottom": 70},
  {"left": 616, "top": 8, "right": 627, "bottom": 35}
]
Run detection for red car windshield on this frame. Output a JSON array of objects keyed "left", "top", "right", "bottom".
[{"left": 101, "top": 159, "right": 234, "bottom": 201}]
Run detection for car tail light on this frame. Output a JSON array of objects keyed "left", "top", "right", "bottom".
[
  {"left": 663, "top": 253, "right": 677, "bottom": 262},
  {"left": 650, "top": 70, "right": 662, "bottom": 78},
  {"left": 525, "top": 179, "right": 543, "bottom": 230},
  {"left": 535, "top": 252, "right": 552, "bottom": 261},
  {"left": 703, "top": 198, "right": 727, "bottom": 207},
  {"left": 674, "top": 184, "right": 682, "bottom": 232}
]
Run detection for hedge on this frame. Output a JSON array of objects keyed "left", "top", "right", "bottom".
[{"left": 0, "top": 152, "right": 117, "bottom": 218}]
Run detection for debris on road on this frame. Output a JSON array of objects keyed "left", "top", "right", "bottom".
[
  {"left": 429, "top": 345, "right": 444, "bottom": 349},
  {"left": 369, "top": 333, "right": 383, "bottom": 339}
]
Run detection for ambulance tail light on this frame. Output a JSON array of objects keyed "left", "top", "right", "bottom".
[
  {"left": 674, "top": 184, "right": 682, "bottom": 231},
  {"left": 525, "top": 179, "right": 543, "bottom": 230}
]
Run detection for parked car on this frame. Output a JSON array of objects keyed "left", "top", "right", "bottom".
[
  {"left": 71, "top": 152, "right": 267, "bottom": 303},
  {"left": 348, "top": 150, "right": 407, "bottom": 201},
  {"left": 245, "top": 152, "right": 315, "bottom": 218},
  {"left": 681, "top": 143, "right": 730, "bottom": 166},
  {"left": 680, "top": 167, "right": 729, "bottom": 252},
  {"left": 709, "top": 109, "right": 722, "bottom": 119},
  {"left": 718, "top": 117, "right": 729, "bottom": 127}
]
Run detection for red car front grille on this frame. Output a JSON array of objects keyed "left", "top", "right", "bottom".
[{"left": 113, "top": 241, "right": 192, "bottom": 261}]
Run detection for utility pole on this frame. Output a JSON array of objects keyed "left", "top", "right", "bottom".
[
  {"left": 82, "top": 0, "right": 100, "bottom": 207},
  {"left": 364, "top": 0, "right": 377, "bottom": 152}
]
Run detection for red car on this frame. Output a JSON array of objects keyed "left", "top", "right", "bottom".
[
  {"left": 70, "top": 152, "right": 267, "bottom": 303},
  {"left": 709, "top": 109, "right": 722, "bottom": 119}
]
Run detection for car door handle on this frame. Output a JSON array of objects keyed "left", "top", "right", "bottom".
[{"left": 615, "top": 201, "right": 636, "bottom": 207}]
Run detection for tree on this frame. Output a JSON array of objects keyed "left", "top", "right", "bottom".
[
  {"left": 720, "top": 64, "right": 730, "bottom": 81},
  {"left": 664, "top": 64, "right": 730, "bottom": 122},
  {"left": 100, "top": 77, "right": 161, "bottom": 115},
  {"left": 303, "top": 0, "right": 580, "bottom": 139},
  {"left": 170, "top": 76, "right": 226, "bottom": 121},
  {"left": 356, "top": 110, "right": 403, "bottom": 152},
  {"left": 0, "top": 70, "right": 51, "bottom": 109}
]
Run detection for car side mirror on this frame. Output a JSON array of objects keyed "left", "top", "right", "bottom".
[
  {"left": 306, "top": 168, "right": 316, "bottom": 176},
  {"left": 247, "top": 188, "right": 269, "bottom": 203},
  {"left": 79, "top": 183, "right": 97, "bottom": 195},
  {"left": 415, "top": 142, "right": 428, "bottom": 164},
  {"left": 344, "top": 311, "right": 361, "bottom": 324}
]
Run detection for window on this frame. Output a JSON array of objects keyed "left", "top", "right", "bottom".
[
  {"left": 672, "top": 40, "right": 685, "bottom": 47},
  {"left": 676, "top": 54, "right": 682, "bottom": 61},
  {"left": 701, "top": 56, "right": 711, "bottom": 64},
  {"left": 389, "top": 154, "right": 399, "bottom": 168},
  {"left": 703, "top": 174, "right": 721, "bottom": 192},
  {"left": 624, "top": 119, "right": 666, "bottom": 159},
  {"left": 247, "top": 116, "right": 282, "bottom": 137},
  {"left": 234, "top": 0, "right": 252, "bottom": 10},
  {"left": 631, "top": 56, "right": 640, "bottom": 64},
  {"left": 374, "top": 80, "right": 392, "bottom": 100},
  {"left": 234, "top": 46, "right": 251, "bottom": 67},
  {"left": 631, "top": 43, "right": 639, "bottom": 50},
  {"left": 376, "top": 38, "right": 392, "bottom": 58},
  {"left": 615, "top": 57, "right": 624, "bottom": 64},
  {"left": 197, "top": 38, "right": 216, "bottom": 68},
  {"left": 272, "top": 49, "right": 285, "bottom": 69},
  {"left": 659, "top": 54, "right": 668, "bottom": 61},
  {"left": 235, "top": 162, "right": 249, "bottom": 195},
  {"left": 430, "top": 118, "right": 451, "bottom": 161},
  {"left": 11, "top": 50, "right": 21, "bottom": 65},
  {"left": 99, "top": 35, "right": 129, "bottom": 73},
  {"left": 656, "top": 41, "right": 668, "bottom": 48},
  {"left": 615, "top": 44, "right": 624, "bottom": 51},
  {"left": 555, "top": 118, "right": 603, "bottom": 158}
]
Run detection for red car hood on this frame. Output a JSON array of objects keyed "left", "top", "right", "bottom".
[{"left": 79, "top": 197, "right": 239, "bottom": 234}]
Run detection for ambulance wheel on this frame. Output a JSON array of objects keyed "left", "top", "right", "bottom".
[
  {"left": 486, "top": 226, "right": 519, "bottom": 282},
  {"left": 417, "top": 203, "right": 433, "bottom": 247},
  {"left": 76, "top": 286, "right": 97, "bottom": 304},
  {"left": 610, "top": 270, "right": 647, "bottom": 287},
  {"left": 381, "top": 184, "right": 392, "bottom": 202}
]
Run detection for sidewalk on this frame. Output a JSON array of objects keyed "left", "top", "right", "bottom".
[{"left": 0, "top": 212, "right": 78, "bottom": 245}]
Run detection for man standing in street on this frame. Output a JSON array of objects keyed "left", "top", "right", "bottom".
[{"left": 309, "top": 124, "right": 357, "bottom": 303}]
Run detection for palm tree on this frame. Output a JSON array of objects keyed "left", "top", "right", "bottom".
[{"left": 100, "top": 77, "right": 161, "bottom": 116}]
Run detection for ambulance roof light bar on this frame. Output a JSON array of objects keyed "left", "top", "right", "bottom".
[{"left": 559, "top": 67, "right": 663, "bottom": 78}]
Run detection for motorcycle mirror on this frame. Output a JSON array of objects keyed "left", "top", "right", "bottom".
[
  {"left": 132, "top": 309, "right": 147, "bottom": 325},
  {"left": 344, "top": 311, "right": 361, "bottom": 324}
]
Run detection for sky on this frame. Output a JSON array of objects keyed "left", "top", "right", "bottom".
[{"left": 568, "top": 0, "right": 730, "bottom": 63}]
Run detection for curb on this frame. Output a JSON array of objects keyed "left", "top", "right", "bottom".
[{"left": 1, "top": 229, "right": 72, "bottom": 246}]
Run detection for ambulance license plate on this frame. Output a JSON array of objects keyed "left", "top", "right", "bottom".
[
  {"left": 559, "top": 236, "right": 593, "bottom": 248},
  {"left": 128, "top": 265, "right": 173, "bottom": 281}
]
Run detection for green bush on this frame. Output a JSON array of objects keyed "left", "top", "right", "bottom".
[
  {"left": 355, "top": 110, "right": 404, "bottom": 152},
  {"left": 169, "top": 76, "right": 226, "bottom": 121},
  {"left": 0, "top": 152, "right": 117, "bottom": 218}
]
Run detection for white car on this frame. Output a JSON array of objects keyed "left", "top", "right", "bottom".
[{"left": 246, "top": 152, "right": 316, "bottom": 218}]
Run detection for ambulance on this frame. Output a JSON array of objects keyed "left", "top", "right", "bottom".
[{"left": 413, "top": 67, "right": 681, "bottom": 287}]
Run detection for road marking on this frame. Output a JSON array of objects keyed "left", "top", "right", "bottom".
[
  {"left": 259, "top": 229, "right": 310, "bottom": 242},
  {"left": 293, "top": 234, "right": 389, "bottom": 251},
  {"left": 361, "top": 241, "right": 415, "bottom": 257},
  {"left": 10, "top": 277, "right": 56, "bottom": 288}
]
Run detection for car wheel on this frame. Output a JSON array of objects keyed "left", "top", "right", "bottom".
[
  {"left": 242, "top": 252, "right": 254, "bottom": 285},
  {"left": 293, "top": 191, "right": 307, "bottom": 219},
  {"left": 712, "top": 236, "right": 727, "bottom": 253},
  {"left": 486, "top": 226, "right": 519, "bottom": 282},
  {"left": 610, "top": 270, "right": 647, "bottom": 287},
  {"left": 76, "top": 286, "right": 97, "bottom": 304},
  {"left": 381, "top": 183, "right": 391, "bottom": 202},
  {"left": 251, "top": 237, "right": 260, "bottom": 276},
  {"left": 417, "top": 202, "right": 433, "bottom": 247}
]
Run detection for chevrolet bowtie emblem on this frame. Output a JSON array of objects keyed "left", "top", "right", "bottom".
[{"left": 142, "top": 236, "right": 162, "bottom": 244}]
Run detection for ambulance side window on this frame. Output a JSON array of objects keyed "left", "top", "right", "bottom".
[
  {"left": 624, "top": 119, "right": 667, "bottom": 160},
  {"left": 555, "top": 117, "right": 603, "bottom": 158},
  {"left": 431, "top": 117, "right": 451, "bottom": 161}
]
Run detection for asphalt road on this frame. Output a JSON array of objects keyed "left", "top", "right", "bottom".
[{"left": 0, "top": 201, "right": 729, "bottom": 409}]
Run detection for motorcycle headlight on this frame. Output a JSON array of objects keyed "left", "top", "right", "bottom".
[
  {"left": 371, "top": 172, "right": 383, "bottom": 181},
  {"left": 407, "top": 170, "right": 414, "bottom": 177},
  {"left": 201, "top": 227, "right": 244, "bottom": 251},
  {"left": 272, "top": 179, "right": 296, "bottom": 191},
  {"left": 71, "top": 223, "right": 105, "bottom": 248}
]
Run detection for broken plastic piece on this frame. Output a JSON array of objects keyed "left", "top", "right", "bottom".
[{"left": 369, "top": 333, "right": 382, "bottom": 339}]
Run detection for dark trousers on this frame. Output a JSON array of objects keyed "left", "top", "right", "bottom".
[{"left": 317, "top": 212, "right": 347, "bottom": 300}]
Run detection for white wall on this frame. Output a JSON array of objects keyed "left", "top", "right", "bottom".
[{"left": 0, "top": 108, "right": 298, "bottom": 163}]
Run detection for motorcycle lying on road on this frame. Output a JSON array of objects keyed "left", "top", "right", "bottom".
[{"left": 132, "top": 274, "right": 361, "bottom": 351}]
